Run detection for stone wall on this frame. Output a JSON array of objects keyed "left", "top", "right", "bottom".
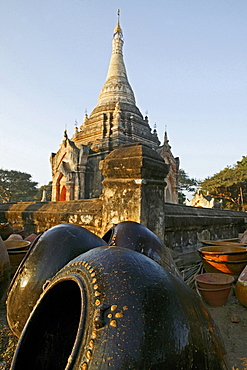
[
  {"left": 0, "top": 199, "right": 103, "bottom": 237},
  {"left": 1, "top": 143, "right": 247, "bottom": 263},
  {"left": 164, "top": 203, "right": 247, "bottom": 263},
  {"left": 1, "top": 200, "right": 246, "bottom": 262}
]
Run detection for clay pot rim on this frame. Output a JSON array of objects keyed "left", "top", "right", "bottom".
[
  {"left": 201, "top": 240, "right": 247, "bottom": 247},
  {"left": 4, "top": 240, "right": 30, "bottom": 251},
  {"left": 195, "top": 273, "right": 235, "bottom": 285},
  {"left": 198, "top": 246, "right": 247, "bottom": 255},
  {"left": 195, "top": 283, "right": 232, "bottom": 292}
]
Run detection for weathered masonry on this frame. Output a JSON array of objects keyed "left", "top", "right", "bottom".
[{"left": 1, "top": 143, "right": 247, "bottom": 264}]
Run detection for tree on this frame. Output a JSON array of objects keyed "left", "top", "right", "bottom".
[
  {"left": 0, "top": 169, "right": 38, "bottom": 203},
  {"left": 200, "top": 156, "right": 247, "bottom": 211},
  {"left": 178, "top": 169, "right": 199, "bottom": 204}
]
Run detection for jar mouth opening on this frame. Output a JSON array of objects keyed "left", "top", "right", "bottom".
[{"left": 11, "top": 276, "right": 86, "bottom": 370}]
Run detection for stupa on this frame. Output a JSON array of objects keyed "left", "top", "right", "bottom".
[{"left": 50, "top": 11, "right": 179, "bottom": 202}]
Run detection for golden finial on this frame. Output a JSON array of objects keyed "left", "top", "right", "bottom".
[{"left": 114, "top": 9, "right": 122, "bottom": 34}]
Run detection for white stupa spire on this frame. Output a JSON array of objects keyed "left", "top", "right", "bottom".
[{"left": 97, "top": 10, "right": 136, "bottom": 106}]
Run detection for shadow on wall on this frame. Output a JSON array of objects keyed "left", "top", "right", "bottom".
[
  {"left": 0, "top": 203, "right": 16, "bottom": 223},
  {"left": 2, "top": 202, "right": 49, "bottom": 235}
]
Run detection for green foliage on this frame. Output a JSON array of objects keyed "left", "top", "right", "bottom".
[
  {"left": 178, "top": 169, "right": 199, "bottom": 204},
  {"left": 34, "top": 182, "right": 52, "bottom": 201},
  {"left": 0, "top": 169, "right": 38, "bottom": 203},
  {"left": 200, "top": 156, "right": 247, "bottom": 211}
]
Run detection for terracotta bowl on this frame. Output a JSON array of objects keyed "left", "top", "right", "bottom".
[
  {"left": 4, "top": 240, "right": 31, "bottom": 252},
  {"left": 198, "top": 245, "right": 247, "bottom": 276},
  {"left": 201, "top": 240, "right": 246, "bottom": 247},
  {"left": 195, "top": 273, "right": 235, "bottom": 290},
  {"left": 198, "top": 245, "right": 247, "bottom": 262},
  {"left": 6, "top": 234, "right": 23, "bottom": 241},
  {"left": 4, "top": 240, "right": 31, "bottom": 275},
  {"left": 200, "top": 257, "right": 247, "bottom": 276}
]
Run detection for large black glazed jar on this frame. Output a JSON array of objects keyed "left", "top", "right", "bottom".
[
  {"left": 0, "top": 236, "right": 11, "bottom": 301},
  {"left": 7, "top": 224, "right": 107, "bottom": 337},
  {"left": 11, "top": 246, "right": 228, "bottom": 370},
  {"left": 102, "top": 221, "right": 182, "bottom": 279}
]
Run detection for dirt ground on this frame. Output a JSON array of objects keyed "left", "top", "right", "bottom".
[
  {"left": 0, "top": 301, "right": 18, "bottom": 370},
  {"left": 207, "top": 292, "right": 247, "bottom": 370},
  {"left": 0, "top": 288, "right": 247, "bottom": 370}
]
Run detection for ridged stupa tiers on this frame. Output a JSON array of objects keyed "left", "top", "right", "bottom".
[
  {"left": 73, "top": 10, "right": 160, "bottom": 151},
  {"left": 97, "top": 11, "right": 136, "bottom": 106}
]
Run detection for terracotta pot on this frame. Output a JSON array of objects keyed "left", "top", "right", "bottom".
[
  {"left": 196, "top": 283, "right": 232, "bottom": 307},
  {"left": 198, "top": 245, "right": 247, "bottom": 262},
  {"left": 200, "top": 257, "right": 247, "bottom": 276},
  {"left": 7, "top": 234, "right": 23, "bottom": 241},
  {"left": 11, "top": 247, "right": 228, "bottom": 369},
  {"left": 0, "top": 237, "right": 11, "bottom": 301},
  {"left": 195, "top": 273, "right": 235, "bottom": 290},
  {"left": 198, "top": 245, "right": 247, "bottom": 276},
  {"left": 4, "top": 240, "right": 31, "bottom": 251},
  {"left": 235, "top": 265, "right": 247, "bottom": 307},
  {"left": 6, "top": 224, "right": 107, "bottom": 338},
  {"left": 5, "top": 240, "right": 31, "bottom": 276},
  {"left": 24, "top": 234, "right": 38, "bottom": 243}
]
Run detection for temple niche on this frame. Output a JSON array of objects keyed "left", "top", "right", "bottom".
[
  {"left": 50, "top": 131, "right": 89, "bottom": 201},
  {"left": 50, "top": 12, "right": 179, "bottom": 203},
  {"left": 186, "top": 190, "right": 222, "bottom": 208}
]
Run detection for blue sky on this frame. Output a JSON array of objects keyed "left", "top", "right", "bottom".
[{"left": 1, "top": 0, "right": 247, "bottom": 187}]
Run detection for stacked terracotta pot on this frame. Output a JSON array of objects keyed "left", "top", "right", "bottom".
[{"left": 195, "top": 273, "right": 235, "bottom": 307}]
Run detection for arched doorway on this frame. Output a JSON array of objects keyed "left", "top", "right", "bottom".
[
  {"left": 60, "top": 185, "right": 66, "bottom": 201},
  {"left": 55, "top": 173, "right": 67, "bottom": 201}
]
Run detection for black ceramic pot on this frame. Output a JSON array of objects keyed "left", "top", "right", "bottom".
[
  {"left": 103, "top": 221, "right": 182, "bottom": 279},
  {"left": 0, "top": 223, "right": 14, "bottom": 241},
  {"left": 0, "top": 237, "right": 10, "bottom": 301},
  {"left": 7, "top": 224, "right": 107, "bottom": 337},
  {"left": 11, "top": 246, "right": 228, "bottom": 370}
]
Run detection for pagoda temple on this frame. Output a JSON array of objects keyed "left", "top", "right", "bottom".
[{"left": 50, "top": 11, "right": 179, "bottom": 203}]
